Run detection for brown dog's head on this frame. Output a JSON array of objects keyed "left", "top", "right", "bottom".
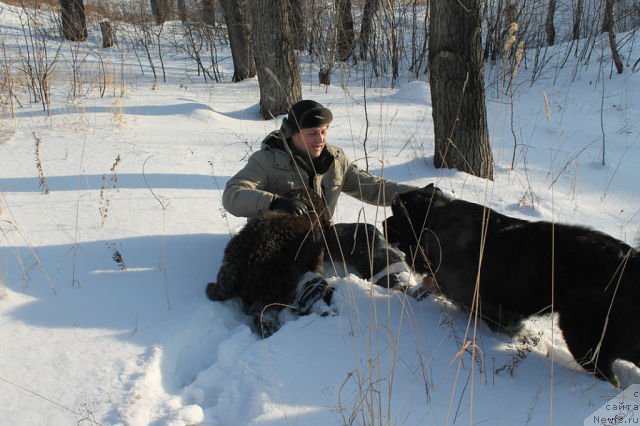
[{"left": 383, "top": 184, "right": 448, "bottom": 273}]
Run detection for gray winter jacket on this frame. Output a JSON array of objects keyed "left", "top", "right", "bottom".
[{"left": 222, "top": 131, "right": 416, "bottom": 218}]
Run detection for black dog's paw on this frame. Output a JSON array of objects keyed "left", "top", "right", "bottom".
[
  {"left": 254, "top": 306, "right": 282, "bottom": 338},
  {"left": 293, "top": 272, "right": 335, "bottom": 316},
  {"left": 394, "top": 274, "right": 438, "bottom": 300}
]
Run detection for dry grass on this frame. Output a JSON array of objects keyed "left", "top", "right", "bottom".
[
  {"left": 98, "top": 154, "right": 121, "bottom": 228},
  {"left": 1, "top": 0, "right": 57, "bottom": 8},
  {"left": 33, "top": 131, "right": 49, "bottom": 195},
  {"left": 2, "top": 0, "right": 134, "bottom": 23}
]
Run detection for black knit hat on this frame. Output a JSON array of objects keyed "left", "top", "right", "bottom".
[{"left": 281, "top": 100, "right": 333, "bottom": 138}]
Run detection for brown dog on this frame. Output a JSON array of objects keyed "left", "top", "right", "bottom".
[{"left": 206, "top": 188, "right": 333, "bottom": 337}]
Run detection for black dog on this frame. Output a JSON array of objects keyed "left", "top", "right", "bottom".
[
  {"left": 206, "top": 188, "right": 333, "bottom": 337},
  {"left": 383, "top": 184, "right": 640, "bottom": 385},
  {"left": 324, "top": 223, "right": 416, "bottom": 290}
]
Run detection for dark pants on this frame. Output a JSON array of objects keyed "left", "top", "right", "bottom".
[{"left": 324, "top": 223, "right": 410, "bottom": 287}]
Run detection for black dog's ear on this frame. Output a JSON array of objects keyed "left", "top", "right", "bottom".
[
  {"left": 422, "top": 183, "right": 444, "bottom": 197},
  {"left": 390, "top": 192, "right": 404, "bottom": 208},
  {"left": 422, "top": 183, "right": 450, "bottom": 208}
]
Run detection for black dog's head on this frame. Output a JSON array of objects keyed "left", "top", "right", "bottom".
[
  {"left": 383, "top": 184, "right": 448, "bottom": 273},
  {"left": 283, "top": 187, "right": 331, "bottom": 228},
  {"left": 384, "top": 184, "right": 447, "bottom": 243}
]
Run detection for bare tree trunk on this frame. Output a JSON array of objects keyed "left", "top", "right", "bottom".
[
  {"left": 484, "top": 0, "right": 503, "bottom": 62},
  {"left": 177, "top": 0, "right": 187, "bottom": 22},
  {"left": 572, "top": 0, "right": 583, "bottom": 40},
  {"left": 100, "top": 20, "right": 115, "bottom": 48},
  {"left": 603, "top": 0, "right": 624, "bottom": 73},
  {"left": 318, "top": 69, "right": 331, "bottom": 85},
  {"left": 545, "top": 0, "right": 556, "bottom": 46},
  {"left": 203, "top": 0, "right": 216, "bottom": 25},
  {"left": 484, "top": 0, "right": 517, "bottom": 62},
  {"left": 60, "top": 0, "right": 87, "bottom": 42},
  {"left": 307, "top": 0, "right": 321, "bottom": 55},
  {"left": 220, "top": 0, "right": 256, "bottom": 82},
  {"left": 249, "top": 0, "right": 301, "bottom": 118},
  {"left": 288, "top": 0, "right": 306, "bottom": 51},
  {"left": 359, "top": 0, "right": 379, "bottom": 60},
  {"left": 310, "top": 1, "right": 337, "bottom": 85},
  {"left": 429, "top": 0, "right": 493, "bottom": 180},
  {"left": 150, "top": 0, "right": 172, "bottom": 24},
  {"left": 335, "top": 0, "right": 355, "bottom": 62},
  {"left": 602, "top": 0, "right": 613, "bottom": 33}
]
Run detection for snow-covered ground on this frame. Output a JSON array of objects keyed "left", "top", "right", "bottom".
[{"left": 1, "top": 3, "right": 639, "bottom": 425}]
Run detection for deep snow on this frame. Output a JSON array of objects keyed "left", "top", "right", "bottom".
[{"left": 1, "top": 3, "right": 639, "bottom": 425}]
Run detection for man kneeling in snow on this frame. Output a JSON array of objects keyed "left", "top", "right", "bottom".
[{"left": 208, "top": 100, "right": 424, "bottom": 335}]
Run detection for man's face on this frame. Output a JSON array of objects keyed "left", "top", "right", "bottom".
[{"left": 291, "top": 126, "right": 328, "bottom": 158}]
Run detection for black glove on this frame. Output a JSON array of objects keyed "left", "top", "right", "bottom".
[{"left": 270, "top": 197, "right": 308, "bottom": 216}]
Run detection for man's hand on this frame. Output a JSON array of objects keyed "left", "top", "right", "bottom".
[{"left": 270, "top": 197, "right": 309, "bottom": 216}]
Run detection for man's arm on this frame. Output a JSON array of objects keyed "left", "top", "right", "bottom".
[
  {"left": 222, "top": 155, "right": 276, "bottom": 218},
  {"left": 341, "top": 162, "right": 417, "bottom": 207}
]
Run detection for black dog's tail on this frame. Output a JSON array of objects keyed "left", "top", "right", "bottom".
[
  {"left": 206, "top": 281, "right": 234, "bottom": 301},
  {"left": 206, "top": 261, "right": 240, "bottom": 301}
]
